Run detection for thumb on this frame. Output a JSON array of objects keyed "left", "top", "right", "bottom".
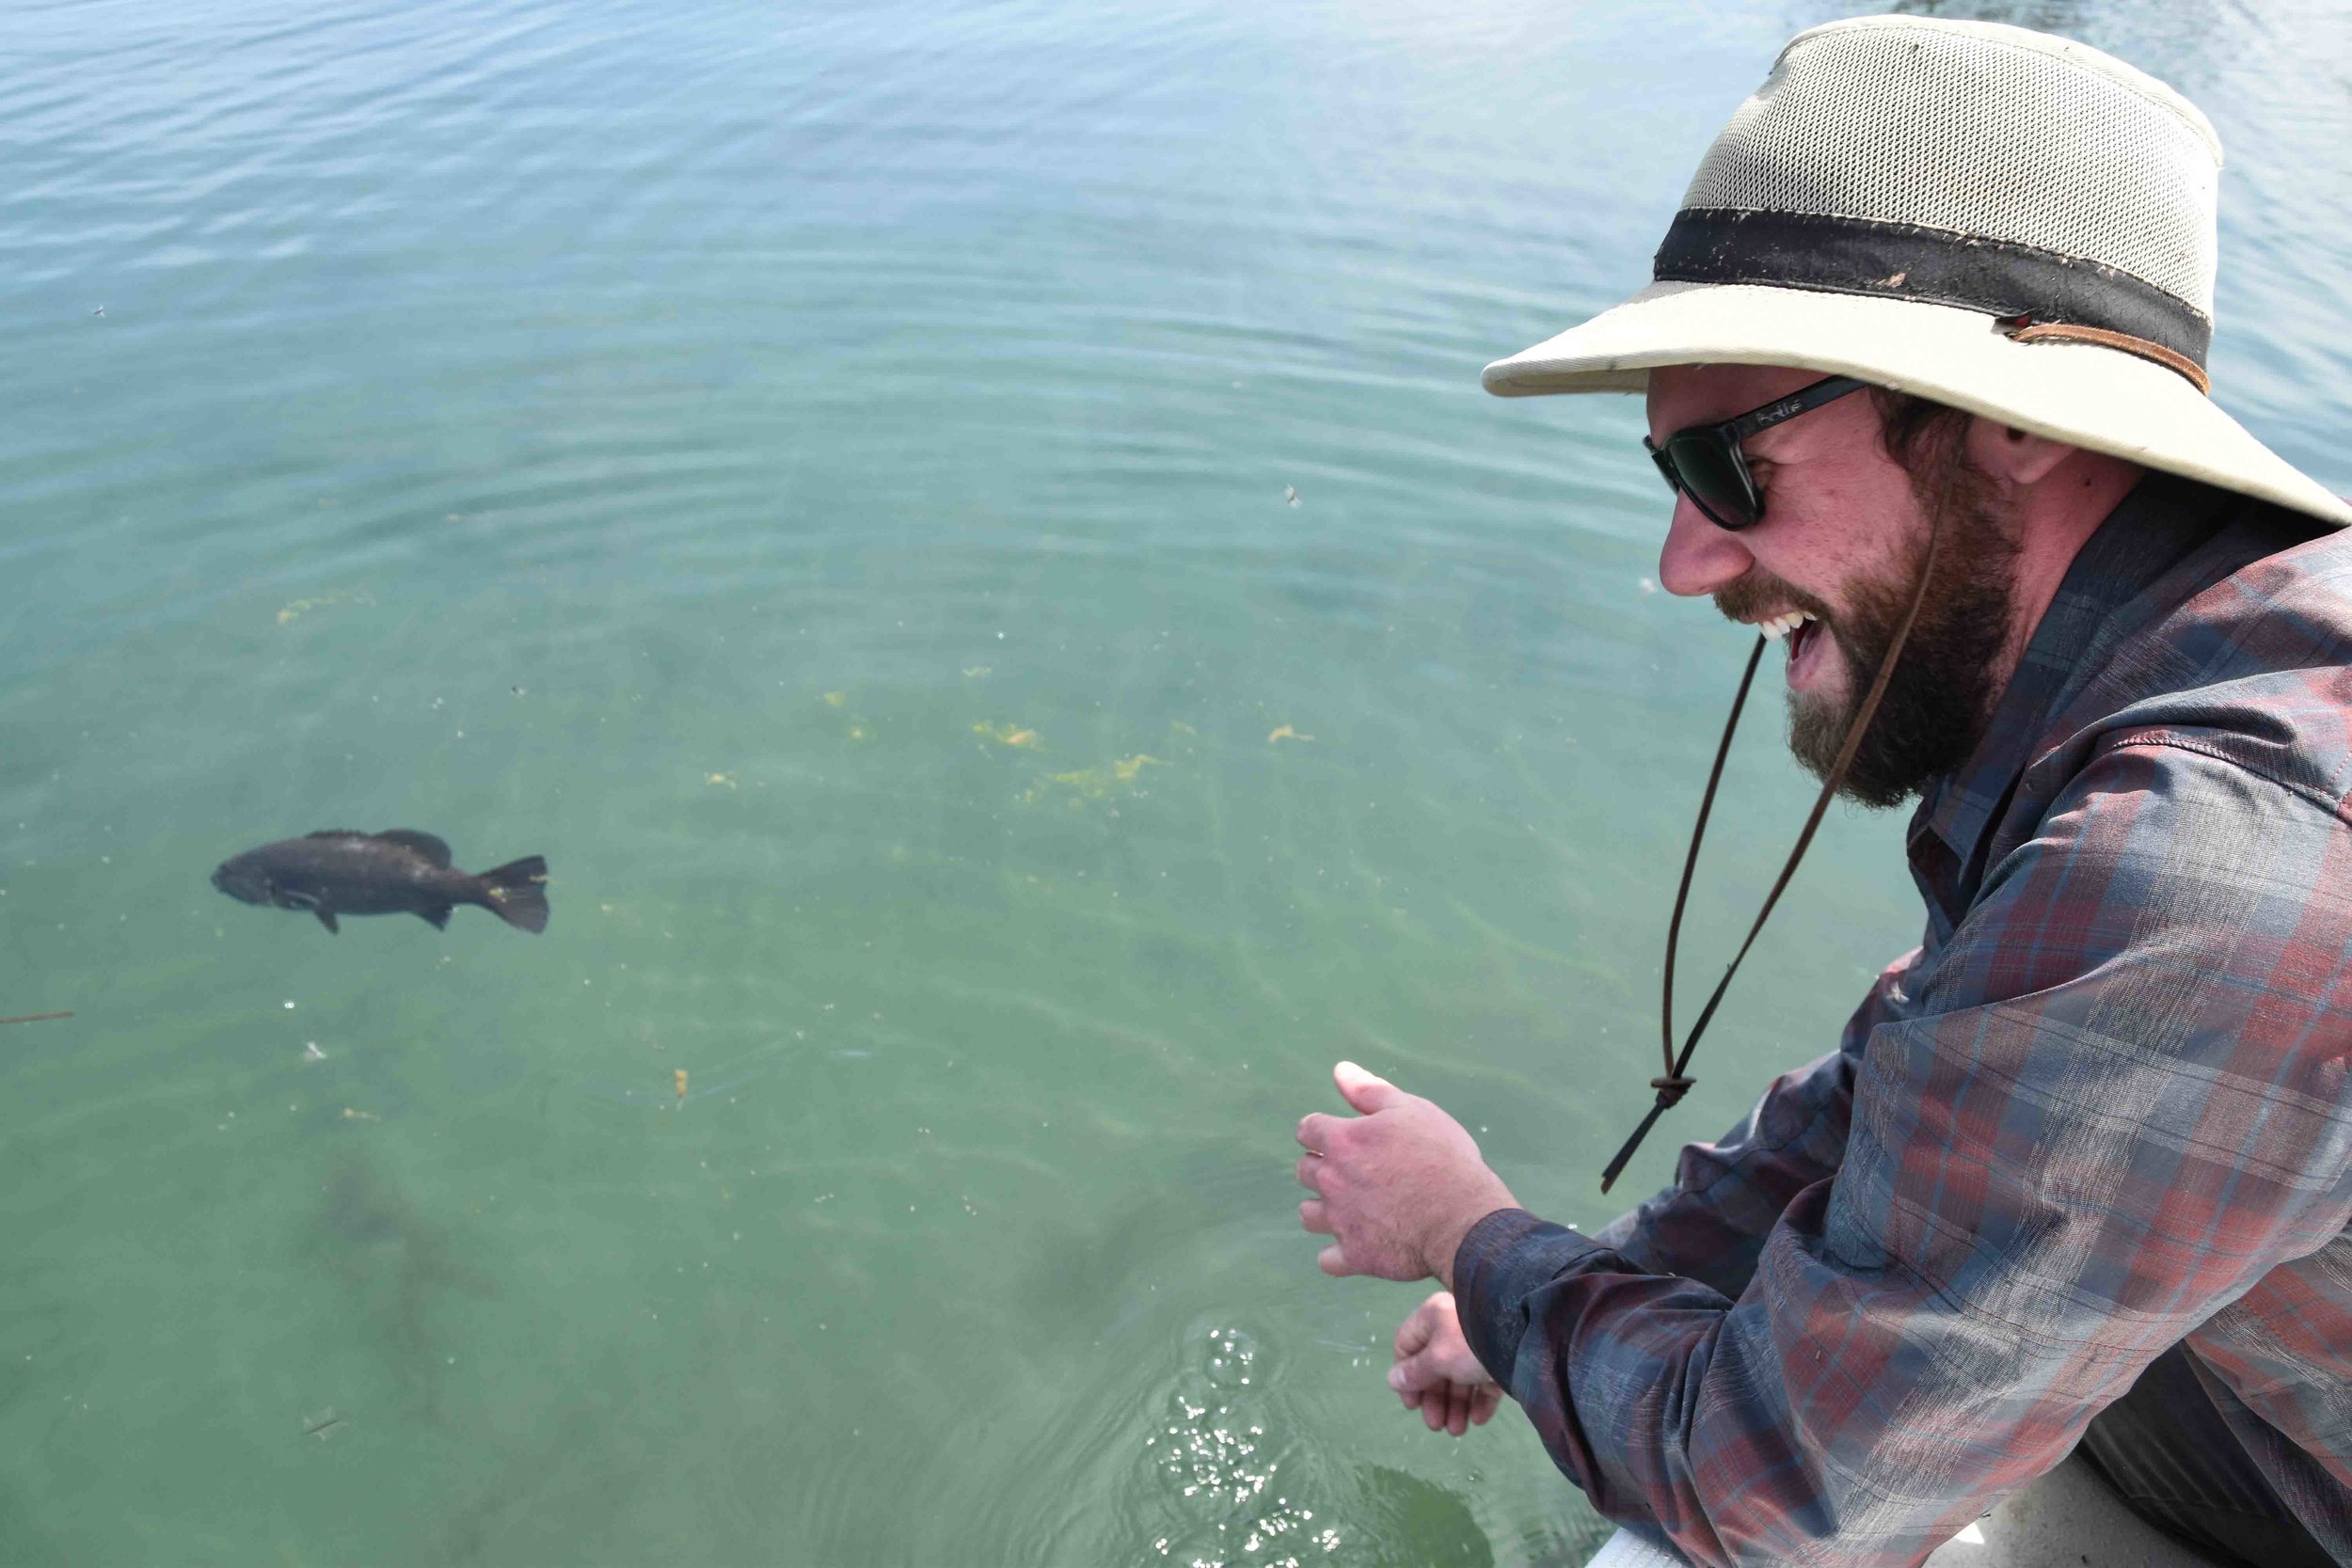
[
  {"left": 1392, "top": 1293, "right": 1445, "bottom": 1361},
  {"left": 1333, "top": 1059, "right": 1401, "bottom": 1115},
  {"left": 1387, "top": 1346, "right": 1450, "bottom": 1396}
]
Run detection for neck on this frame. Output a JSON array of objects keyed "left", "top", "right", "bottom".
[{"left": 1987, "top": 453, "right": 2144, "bottom": 702}]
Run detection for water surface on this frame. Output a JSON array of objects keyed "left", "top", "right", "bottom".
[{"left": 4, "top": 0, "right": 2349, "bottom": 1560}]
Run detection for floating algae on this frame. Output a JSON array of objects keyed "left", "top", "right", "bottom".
[
  {"left": 276, "top": 588, "right": 370, "bottom": 626},
  {"left": 1267, "top": 724, "right": 1315, "bottom": 744},
  {"left": 565, "top": 1037, "right": 799, "bottom": 1113},
  {"left": 705, "top": 772, "right": 739, "bottom": 789},
  {"left": 974, "top": 721, "right": 1041, "bottom": 749},
  {"left": 1024, "top": 753, "right": 1163, "bottom": 806},
  {"left": 818, "top": 691, "right": 873, "bottom": 740}
]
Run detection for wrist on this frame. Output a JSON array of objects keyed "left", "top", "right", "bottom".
[{"left": 1429, "top": 1187, "right": 1518, "bottom": 1291}]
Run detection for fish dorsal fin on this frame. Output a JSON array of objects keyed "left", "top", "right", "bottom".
[
  {"left": 373, "top": 830, "right": 453, "bottom": 866},
  {"left": 304, "top": 830, "right": 372, "bottom": 842}
]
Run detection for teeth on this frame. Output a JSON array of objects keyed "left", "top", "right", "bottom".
[{"left": 1756, "top": 610, "right": 1818, "bottom": 641}]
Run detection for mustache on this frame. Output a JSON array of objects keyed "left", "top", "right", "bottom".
[{"left": 1713, "top": 573, "right": 1835, "bottom": 628}]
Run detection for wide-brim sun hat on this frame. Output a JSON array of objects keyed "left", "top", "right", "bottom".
[{"left": 1486, "top": 15, "right": 2352, "bottom": 529}]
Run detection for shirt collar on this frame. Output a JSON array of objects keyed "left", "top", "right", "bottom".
[{"left": 1911, "top": 471, "right": 2243, "bottom": 872}]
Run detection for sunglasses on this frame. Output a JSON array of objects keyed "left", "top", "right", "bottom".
[{"left": 1643, "top": 374, "right": 1867, "bottom": 531}]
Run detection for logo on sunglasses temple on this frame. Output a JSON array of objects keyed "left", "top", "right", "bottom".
[{"left": 1645, "top": 374, "right": 1868, "bottom": 530}]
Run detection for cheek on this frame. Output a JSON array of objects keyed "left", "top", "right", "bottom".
[{"left": 1762, "top": 475, "right": 1921, "bottom": 610}]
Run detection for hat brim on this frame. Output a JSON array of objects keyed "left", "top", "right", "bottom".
[{"left": 1485, "top": 281, "right": 2352, "bottom": 528}]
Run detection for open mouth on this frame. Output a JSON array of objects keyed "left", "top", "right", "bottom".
[{"left": 1756, "top": 610, "right": 1825, "bottom": 688}]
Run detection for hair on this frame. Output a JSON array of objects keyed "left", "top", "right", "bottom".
[
  {"left": 1795, "top": 386, "right": 2016, "bottom": 808},
  {"left": 1868, "top": 387, "right": 1975, "bottom": 483}
]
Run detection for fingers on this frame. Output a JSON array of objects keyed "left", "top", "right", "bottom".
[
  {"left": 1393, "top": 1303, "right": 1435, "bottom": 1361},
  {"left": 1391, "top": 1311, "right": 1447, "bottom": 1393},
  {"left": 1439, "top": 1383, "right": 1470, "bottom": 1435},
  {"left": 1332, "top": 1059, "right": 1401, "bottom": 1115},
  {"left": 1392, "top": 1291, "right": 1453, "bottom": 1358},
  {"left": 1402, "top": 1380, "right": 1454, "bottom": 1428},
  {"left": 1316, "top": 1243, "right": 1356, "bottom": 1277},
  {"left": 1295, "top": 1113, "right": 1338, "bottom": 1153},
  {"left": 1295, "top": 1154, "right": 1324, "bottom": 1195},
  {"left": 1298, "top": 1199, "right": 1331, "bottom": 1234},
  {"left": 1406, "top": 1381, "right": 1486, "bottom": 1437}
]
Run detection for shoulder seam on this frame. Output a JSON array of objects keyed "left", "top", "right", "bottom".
[{"left": 2101, "top": 734, "right": 2352, "bottom": 827}]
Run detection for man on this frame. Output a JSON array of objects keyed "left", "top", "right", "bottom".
[{"left": 1294, "top": 17, "right": 2352, "bottom": 1568}]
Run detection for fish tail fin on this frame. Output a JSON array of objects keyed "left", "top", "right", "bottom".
[{"left": 476, "top": 856, "right": 549, "bottom": 933}]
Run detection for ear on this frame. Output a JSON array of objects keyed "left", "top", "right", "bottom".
[{"left": 1964, "top": 416, "right": 2076, "bottom": 487}]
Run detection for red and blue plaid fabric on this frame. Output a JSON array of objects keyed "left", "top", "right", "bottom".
[{"left": 1455, "top": 475, "right": 2352, "bottom": 1567}]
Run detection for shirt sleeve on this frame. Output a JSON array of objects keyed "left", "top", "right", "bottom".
[
  {"left": 1592, "top": 948, "right": 1921, "bottom": 1300},
  {"left": 1454, "top": 741, "right": 2352, "bottom": 1568}
]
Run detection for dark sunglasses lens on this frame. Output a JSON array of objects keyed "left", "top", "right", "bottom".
[{"left": 1663, "top": 435, "right": 1757, "bottom": 530}]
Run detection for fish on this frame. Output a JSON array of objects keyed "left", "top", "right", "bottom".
[{"left": 211, "top": 830, "right": 548, "bottom": 936}]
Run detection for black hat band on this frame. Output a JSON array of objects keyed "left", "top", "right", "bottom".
[{"left": 1653, "top": 208, "right": 2213, "bottom": 372}]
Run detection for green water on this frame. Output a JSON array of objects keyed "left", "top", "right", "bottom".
[{"left": 5, "top": 0, "right": 2349, "bottom": 1560}]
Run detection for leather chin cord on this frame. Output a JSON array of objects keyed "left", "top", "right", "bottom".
[{"left": 1598, "top": 493, "right": 1951, "bottom": 1194}]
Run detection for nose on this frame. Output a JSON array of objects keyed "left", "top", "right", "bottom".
[{"left": 1656, "top": 494, "right": 1756, "bottom": 598}]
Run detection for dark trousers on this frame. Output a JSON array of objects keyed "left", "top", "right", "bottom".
[{"left": 2074, "top": 1344, "right": 2338, "bottom": 1568}]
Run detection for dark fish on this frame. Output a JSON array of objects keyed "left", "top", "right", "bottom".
[{"left": 211, "top": 830, "right": 548, "bottom": 936}]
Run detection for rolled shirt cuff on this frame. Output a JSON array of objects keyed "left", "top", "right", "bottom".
[{"left": 1453, "top": 1207, "right": 1615, "bottom": 1387}]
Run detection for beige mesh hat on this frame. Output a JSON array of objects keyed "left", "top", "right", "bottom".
[{"left": 1486, "top": 15, "right": 2352, "bottom": 528}]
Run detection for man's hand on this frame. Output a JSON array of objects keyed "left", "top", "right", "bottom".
[
  {"left": 1390, "top": 1291, "right": 1503, "bottom": 1436},
  {"left": 1295, "top": 1060, "right": 1518, "bottom": 1286}
]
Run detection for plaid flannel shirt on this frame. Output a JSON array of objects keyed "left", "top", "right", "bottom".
[{"left": 1455, "top": 474, "right": 2352, "bottom": 1566}]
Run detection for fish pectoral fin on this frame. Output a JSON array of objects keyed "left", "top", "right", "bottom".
[
  {"left": 314, "top": 908, "right": 341, "bottom": 935},
  {"left": 419, "top": 905, "right": 452, "bottom": 931}
]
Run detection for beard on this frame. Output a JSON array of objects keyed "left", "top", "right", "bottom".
[{"left": 1718, "top": 451, "right": 2021, "bottom": 809}]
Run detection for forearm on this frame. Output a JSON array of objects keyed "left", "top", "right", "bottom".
[
  {"left": 1452, "top": 1199, "right": 2088, "bottom": 1568},
  {"left": 1449, "top": 755, "right": 2352, "bottom": 1564}
]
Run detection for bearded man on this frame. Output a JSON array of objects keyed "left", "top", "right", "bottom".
[{"left": 1293, "top": 18, "right": 2352, "bottom": 1568}]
